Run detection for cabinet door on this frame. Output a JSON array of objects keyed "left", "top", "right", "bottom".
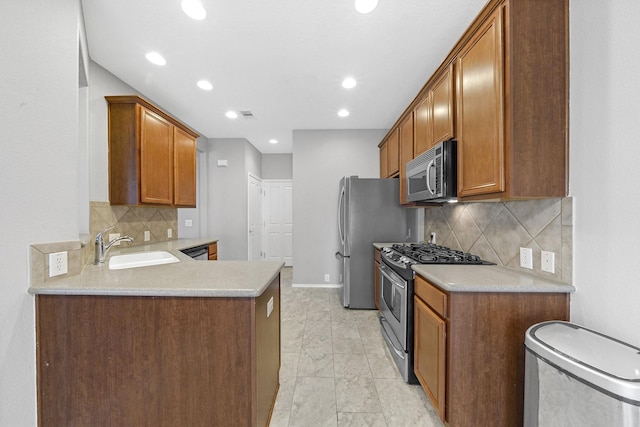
[
  {"left": 140, "top": 107, "right": 174, "bottom": 205},
  {"left": 386, "top": 129, "right": 400, "bottom": 177},
  {"left": 414, "top": 295, "right": 446, "bottom": 421},
  {"left": 173, "top": 127, "right": 197, "bottom": 207},
  {"left": 398, "top": 113, "right": 414, "bottom": 204},
  {"left": 414, "top": 93, "right": 432, "bottom": 157},
  {"left": 379, "top": 142, "right": 388, "bottom": 178},
  {"left": 432, "top": 64, "right": 455, "bottom": 145},
  {"left": 456, "top": 7, "right": 505, "bottom": 198},
  {"left": 208, "top": 242, "right": 218, "bottom": 260}
]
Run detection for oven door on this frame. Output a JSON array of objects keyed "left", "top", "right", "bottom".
[{"left": 379, "top": 262, "right": 407, "bottom": 348}]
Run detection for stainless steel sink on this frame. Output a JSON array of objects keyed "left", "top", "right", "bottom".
[{"left": 108, "top": 251, "right": 180, "bottom": 270}]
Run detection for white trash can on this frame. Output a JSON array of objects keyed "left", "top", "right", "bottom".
[{"left": 524, "top": 321, "right": 640, "bottom": 427}]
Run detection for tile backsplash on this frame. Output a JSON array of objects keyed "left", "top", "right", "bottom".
[
  {"left": 89, "top": 201, "right": 178, "bottom": 262},
  {"left": 423, "top": 198, "right": 572, "bottom": 283}
]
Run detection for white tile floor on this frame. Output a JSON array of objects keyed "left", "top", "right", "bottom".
[{"left": 270, "top": 267, "right": 445, "bottom": 427}]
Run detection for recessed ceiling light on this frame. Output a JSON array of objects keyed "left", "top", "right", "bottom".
[
  {"left": 197, "top": 80, "right": 213, "bottom": 90},
  {"left": 342, "top": 77, "right": 357, "bottom": 89},
  {"left": 181, "top": 0, "right": 207, "bottom": 20},
  {"left": 269, "top": 139, "right": 278, "bottom": 144},
  {"left": 338, "top": 109, "right": 350, "bottom": 117},
  {"left": 225, "top": 111, "right": 238, "bottom": 119},
  {"left": 355, "top": 0, "right": 378, "bottom": 14},
  {"left": 145, "top": 52, "right": 166, "bottom": 66}
]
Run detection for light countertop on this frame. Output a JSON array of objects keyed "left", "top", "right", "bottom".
[
  {"left": 28, "top": 239, "right": 284, "bottom": 298},
  {"left": 412, "top": 264, "right": 575, "bottom": 293}
]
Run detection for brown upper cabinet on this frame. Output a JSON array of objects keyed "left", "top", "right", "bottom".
[
  {"left": 379, "top": 0, "right": 568, "bottom": 201},
  {"left": 106, "top": 96, "right": 199, "bottom": 207},
  {"left": 413, "top": 93, "right": 432, "bottom": 157},
  {"left": 431, "top": 65, "right": 455, "bottom": 148},
  {"left": 414, "top": 65, "right": 455, "bottom": 157},
  {"left": 386, "top": 128, "right": 400, "bottom": 177},
  {"left": 456, "top": 0, "right": 568, "bottom": 200},
  {"left": 455, "top": 7, "right": 505, "bottom": 198}
]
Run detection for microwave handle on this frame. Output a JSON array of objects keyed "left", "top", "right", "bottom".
[{"left": 425, "top": 159, "right": 436, "bottom": 195}]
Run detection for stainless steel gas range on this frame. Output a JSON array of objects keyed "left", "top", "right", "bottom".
[{"left": 378, "top": 243, "right": 493, "bottom": 383}]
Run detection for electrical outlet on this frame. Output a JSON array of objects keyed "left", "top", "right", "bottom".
[
  {"left": 185, "top": 219, "right": 193, "bottom": 227},
  {"left": 49, "top": 251, "right": 68, "bottom": 277},
  {"left": 541, "top": 251, "right": 555, "bottom": 273},
  {"left": 430, "top": 232, "right": 437, "bottom": 244},
  {"left": 520, "top": 247, "right": 533, "bottom": 269},
  {"left": 144, "top": 230, "right": 150, "bottom": 241},
  {"left": 324, "top": 274, "right": 330, "bottom": 282},
  {"left": 109, "top": 233, "right": 121, "bottom": 245},
  {"left": 167, "top": 228, "right": 173, "bottom": 238}
]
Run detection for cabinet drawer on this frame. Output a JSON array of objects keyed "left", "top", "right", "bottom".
[{"left": 415, "top": 275, "right": 447, "bottom": 318}]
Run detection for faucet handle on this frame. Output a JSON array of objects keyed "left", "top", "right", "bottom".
[{"left": 96, "top": 225, "right": 116, "bottom": 241}]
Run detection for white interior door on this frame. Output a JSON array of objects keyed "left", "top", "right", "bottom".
[
  {"left": 248, "top": 174, "right": 263, "bottom": 261},
  {"left": 263, "top": 179, "right": 293, "bottom": 266}
]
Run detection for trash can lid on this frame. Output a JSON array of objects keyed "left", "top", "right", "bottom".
[{"left": 525, "top": 321, "right": 640, "bottom": 403}]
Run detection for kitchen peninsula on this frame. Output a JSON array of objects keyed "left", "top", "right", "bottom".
[{"left": 29, "top": 240, "right": 284, "bottom": 427}]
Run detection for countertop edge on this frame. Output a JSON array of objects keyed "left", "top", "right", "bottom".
[
  {"left": 412, "top": 264, "right": 575, "bottom": 294},
  {"left": 28, "top": 238, "right": 284, "bottom": 298}
]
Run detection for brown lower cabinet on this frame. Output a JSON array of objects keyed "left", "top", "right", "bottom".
[
  {"left": 36, "top": 275, "right": 281, "bottom": 427},
  {"left": 413, "top": 274, "right": 569, "bottom": 427},
  {"left": 208, "top": 241, "right": 218, "bottom": 260}
]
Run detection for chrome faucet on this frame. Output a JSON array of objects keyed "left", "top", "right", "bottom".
[{"left": 94, "top": 226, "right": 134, "bottom": 265}]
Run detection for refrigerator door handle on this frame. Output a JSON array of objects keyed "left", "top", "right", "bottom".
[{"left": 338, "top": 185, "right": 346, "bottom": 246}]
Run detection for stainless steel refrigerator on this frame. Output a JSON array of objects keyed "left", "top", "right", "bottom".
[{"left": 336, "top": 176, "right": 408, "bottom": 309}]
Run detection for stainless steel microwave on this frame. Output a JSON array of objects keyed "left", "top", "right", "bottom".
[{"left": 406, "top": 139, "right": 457, "bottom": 202}]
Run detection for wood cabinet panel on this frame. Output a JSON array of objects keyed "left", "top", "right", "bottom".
[
  {"left": 208, "top": 242, "right": 218, "bottom": 260},
  {"left": 379, "top": 141, "right": 388, "bottom": 178},
  {"left": 36, "top": 275, "right": 281, "bottom": 427},
  {"left": 446, "top": 290, "right": 569, "bottom": 426},
  {"left": 173, "top": 127, "right": 197, "bottom": 207},
  {"left": 456, "top": 6, "right": 505, "bottom": 198},
  {"left": 414, "top": 295, "right": 446, "bottom": 421},
  {"left": 140, "top": 107, "right": 174, "bottom": 205},
  {"left": 413, "top": 93, "right": 432, "bottom": 157},
  {"left": 398, "top": 113, "right": 414, "bottom": 204},
  {"left": 431, "top": 65, "right": 455, "bottom": 146},
  {"left": 386, "top": 129, "right": 400, "bottom": 177},
  {"left": 254, "top": 277, "right": 281, "bottom": 427}
]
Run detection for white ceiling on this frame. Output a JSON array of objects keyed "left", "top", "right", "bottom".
[{"left": 82, "top": 0, "right": 487, "bottom": 153}]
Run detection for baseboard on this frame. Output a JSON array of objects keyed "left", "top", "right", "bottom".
[{"left": 292, "top": 283, "right": 342, "bottom": 289}]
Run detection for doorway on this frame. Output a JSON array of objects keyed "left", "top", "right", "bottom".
[
  {"left": 248, "top": 173, "right": 263, "bottom": 261},
  {"left": 263, "top": 179, "right": 293, "bottom": 266}
]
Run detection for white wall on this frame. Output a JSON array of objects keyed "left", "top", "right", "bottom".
[
  {"left": 0, "top": 0, "right": 80, "bottom": 424},
  {"left": 569, "top": 0, "right": 640, "bottom": 346},
  {"left": 207, "top": 138, "right": 262, "bottom": 260},
  {"left": 263, "top": 154, "right": 293, "bottom": 179},
  {"left": 87, "top": 61, "right": 140, "bottom": 201},
  {"left": 292, "top": 129, "right": 387, "bottom": 285}
]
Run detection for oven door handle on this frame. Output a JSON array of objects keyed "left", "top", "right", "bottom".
[
  {"left": 380, "top": 264, "right": 405, "bottom": 290},
  {"left": 380, "top": 316, "right": 405, "bottom": 360}
]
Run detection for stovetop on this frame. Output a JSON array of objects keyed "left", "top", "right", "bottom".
[{"left": 381, "top": 242, "right": 494, "bottom": 272}]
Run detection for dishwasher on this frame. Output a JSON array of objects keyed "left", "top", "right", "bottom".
[{"left": 180, "top": 244, "right": 209, "bottom": 260}]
